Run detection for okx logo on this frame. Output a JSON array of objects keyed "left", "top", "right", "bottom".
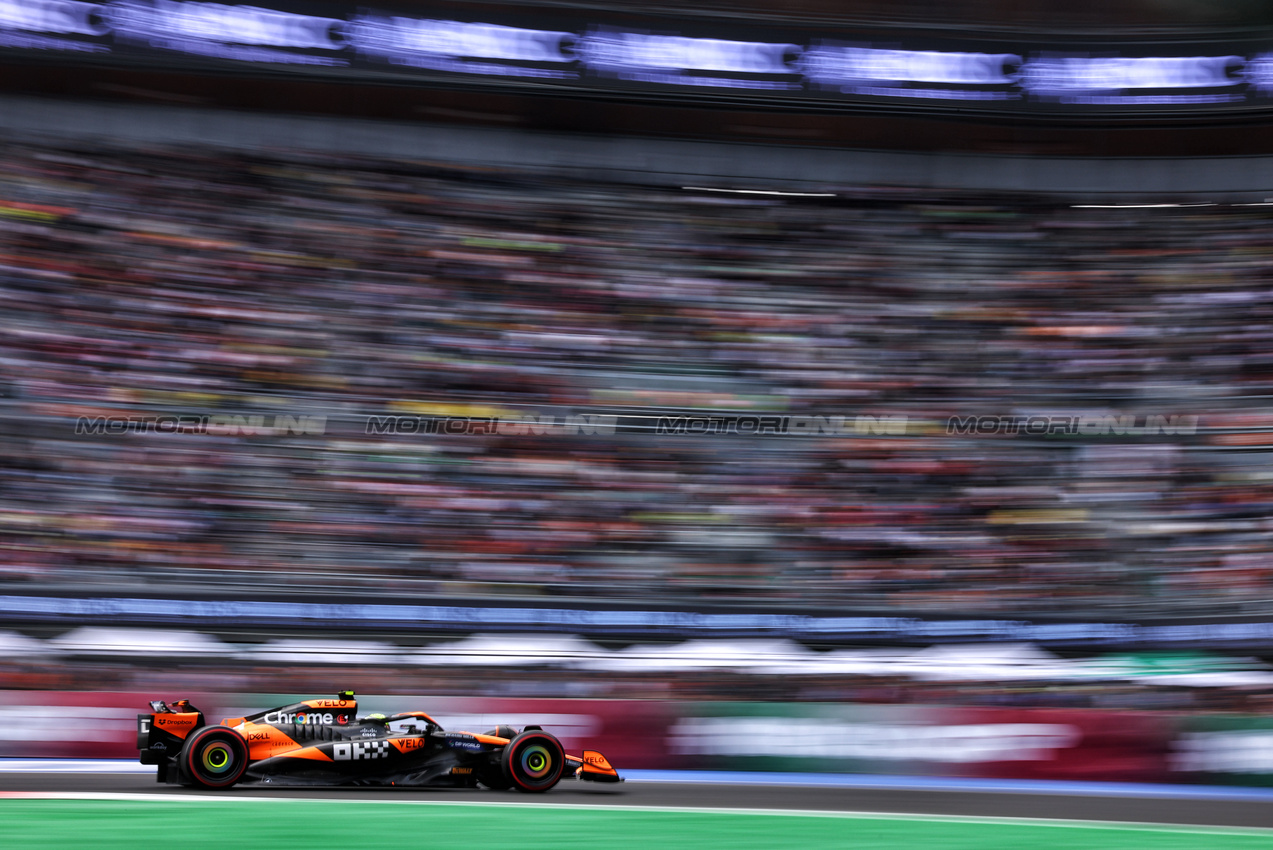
[{"left": 333, "top": 740, "right": 390, "bottom": 761}]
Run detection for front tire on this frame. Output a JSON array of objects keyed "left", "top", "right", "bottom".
[
  {"left": 180, "top": 725, "right": 248, "bottom": 789},
  {"left": 500, "top": 730, "right": 564, "bottom": 793}
]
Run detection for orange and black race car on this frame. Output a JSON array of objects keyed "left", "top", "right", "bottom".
[{"left": 137, "top": 691, "right": 621, "bottom": 792}]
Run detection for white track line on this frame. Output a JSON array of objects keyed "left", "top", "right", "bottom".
[{"left": 0, "top": 760, "right": 152, "bottom": 773}]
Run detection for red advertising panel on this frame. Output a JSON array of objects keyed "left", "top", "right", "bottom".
[
  {"left": 939, "top": 708, "right": 1175, "bottom": 783},
  {"left": 0, "top": 690, "right": 210, "bottom": 758}
]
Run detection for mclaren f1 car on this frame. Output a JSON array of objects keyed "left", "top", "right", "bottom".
[{"left": 137, "top": 691, "right": 621, "bottom": 792}]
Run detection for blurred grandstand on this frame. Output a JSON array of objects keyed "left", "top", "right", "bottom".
[
  {"left": 0, "top": 0, "right": 1272, "bottom": 640},
  {"left": 2, "top": 138, "right": 1273, "bottom": 622}
]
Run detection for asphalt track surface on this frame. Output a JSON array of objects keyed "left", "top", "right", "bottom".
[{"left": 3, "top": 770, "right": 1272, "bottom": 830}]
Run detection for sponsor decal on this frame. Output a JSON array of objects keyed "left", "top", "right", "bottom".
[
  {"left": 149, "top": 742, "right": 166, "bottom": 751},
  {"left": 436, "top": 731, "right": 484, "bottom": 751},
  {"left": 389, "top": 737, "right": 428, "bottom": 754},
  {"left": 332, "top": 740, "right": 390, "bottom": 761},
  {"left": 247, "top": 731, "right": 271, "bottom": 742},
  {"left": 264, "top": 711, "right": 337, "bottom": 725},
  {"left": 155, "top": 716, "right": 194, "bottom": 727},
  {"left": 450, "top": 766, "right": 473, "bottom": 775},
  {"left": 307, "top": 700, "right": 353, "bottom": 709},
  {"left": 335, "top": 714, "right": 349, "bottom": 726},
  {"left": 359, "top": 728, "right": 379, "bottom": 738}
]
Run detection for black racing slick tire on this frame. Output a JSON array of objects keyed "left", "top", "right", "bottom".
[
  {"left": 179, "top": 725, "right": 248, "bottom": 789},
  {"left": 500, "top": 730, "right": 565, "bottom": 793}
]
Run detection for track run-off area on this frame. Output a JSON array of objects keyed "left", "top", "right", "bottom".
[{"left": 3, "top": 765, "right": 1273, "bottom": 850}]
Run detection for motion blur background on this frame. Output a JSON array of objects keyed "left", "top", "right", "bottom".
[{"left": 4, "top": 0, "right": 1273, "bottom": 785}]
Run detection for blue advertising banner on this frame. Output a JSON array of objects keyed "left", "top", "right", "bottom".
[{"left": 1, "top": 1, "right": 1271, "bottom": 115}]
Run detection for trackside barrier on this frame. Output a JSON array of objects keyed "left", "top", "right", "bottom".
[{"left": 3, "top": 692, "right": 1271, "bottom": 786}]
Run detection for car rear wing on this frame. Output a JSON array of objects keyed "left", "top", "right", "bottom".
[{"left": 138, "top": 698, "right": 205, "bottom": 766}]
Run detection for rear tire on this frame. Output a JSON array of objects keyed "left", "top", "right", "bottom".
[
  {"left": 500, "top": 730, "right": 565, "bottom": 793},
  {"left": 179, "top": 725, "right": 248, "bottom": 789}
]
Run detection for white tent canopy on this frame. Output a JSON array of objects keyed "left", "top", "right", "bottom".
[
  {"left": 1146, "top": 672, "right": 1273, "bottom": 688},
  {"left": 748, "top": 648, "right": 901, "bottom": 677},
  {"left": 909, "top": 643, "right": 1061, "bottom": 665},
  {"left": 237, "top": 639, "right": 402, "bottom": 665},
  {"left": 0, "top": 630, "right": 61, "bottom": 657},
  {"left": 24, "top": 627, "right": 1273, "bottom": 690},
  {"left": 409, "top": 634, "right": 603, "bottom": 666},
  {"left": 897, "top": 643, "right": 1081, "bottom": 682},
  {"left": 576, "top": 638, "right": 813, "bottom": 673},
  {"left": 50, "top": 627, "right": 233, "bottom": 657}
]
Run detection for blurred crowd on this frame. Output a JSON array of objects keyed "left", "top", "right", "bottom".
[{"left": 2, "top": 142, "right": 1273, "bottom": 616}]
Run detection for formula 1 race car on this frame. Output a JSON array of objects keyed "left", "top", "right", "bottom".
[{"left": 137, "top": 691, "right": 621, "bottom": 792}]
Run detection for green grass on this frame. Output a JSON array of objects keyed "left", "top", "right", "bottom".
[{"left": 1, "top": 798, "right": 1269, "bottom": 850}]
